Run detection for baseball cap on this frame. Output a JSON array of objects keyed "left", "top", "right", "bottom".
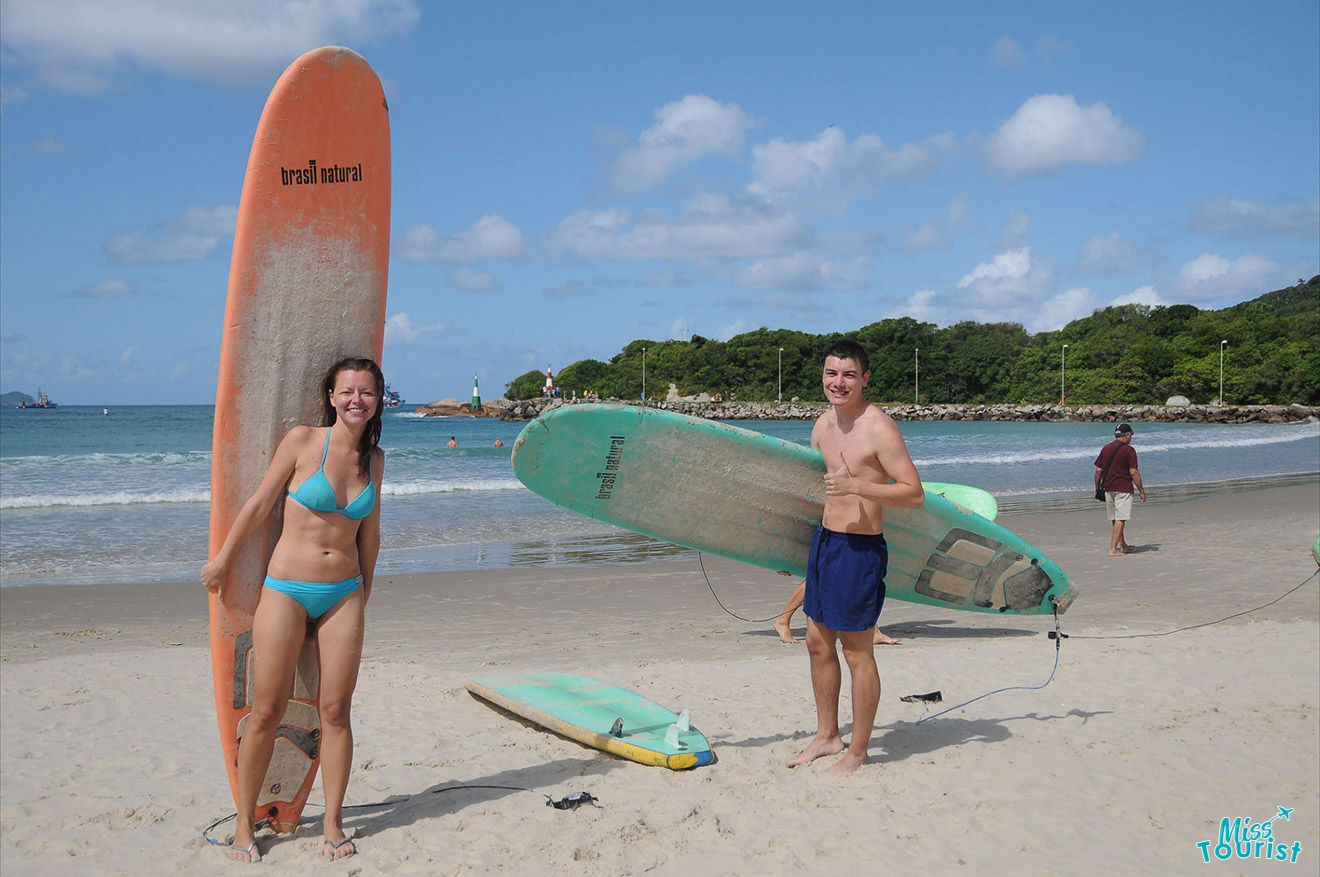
[{"left": 1115, "top": 423, "right": 1134, "bottom": 435}]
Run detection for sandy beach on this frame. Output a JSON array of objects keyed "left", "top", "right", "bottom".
[{"left": 2, "top": 483, "right": 1317, "bottom": 876}]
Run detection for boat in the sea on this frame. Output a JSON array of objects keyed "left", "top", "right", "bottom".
[
  {"left": 18, "top": 389, "right": 57, "bottom": 409},
  {"left": 384, "top": 383, "right": 404, "bottom": 409}
]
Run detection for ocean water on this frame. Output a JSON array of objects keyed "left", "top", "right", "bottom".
[{"left": 1, "top": 404, "right": 1316, "bottom": 588}]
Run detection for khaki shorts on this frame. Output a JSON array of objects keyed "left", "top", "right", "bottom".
[{"left": 1106, "top": 491, "right": 1134, "bottom": 521}]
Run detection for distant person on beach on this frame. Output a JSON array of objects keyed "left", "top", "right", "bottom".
[
  {"left": 1094, "top": 423, "right": 1146, "bottom": 556},
  {"left": 774, "top": 580, "right": 901, "bottom": 645},
  {"left": 446, "top": 436, "right": 458, "bottom": 447},
  {"left": 788, "top": 338, "right": 923, "bottom": 774},
  {"left": 201, "top": 357, "right": 385, "bottom": 863}
]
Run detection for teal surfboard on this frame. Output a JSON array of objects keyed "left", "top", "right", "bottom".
[
  {"left": 924, "top": 482, "right": 997, "bottom": 521},
  {"left": 467, "top": 673, "right": 714, "bottom": 770},
  {"left": 512, "top": 404, "right": 1075, "bottom": 615}
]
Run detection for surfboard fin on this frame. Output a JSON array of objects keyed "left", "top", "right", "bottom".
[
  {"left": 664, "top": 724, "right": 688, "bottom": 750},
  {"left": 676, "top": 709, "right": 691, "bottom": 731},
  {"left": 609, "top": 717, "right": 624, "bottom": 738}
]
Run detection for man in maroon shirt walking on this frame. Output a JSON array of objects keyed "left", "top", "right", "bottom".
[{"left": 1094, "top": 423, "right": 1147, "bottom": 556}]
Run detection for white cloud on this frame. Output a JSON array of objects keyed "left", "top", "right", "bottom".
[
  {"left": 1032, "top": 287, "right": 1095, "bottom": 332},
  {"left": 740, "top": 250, "right": 869, "bottom": 292},
  {"left": 992, "top": 36, "right": 1025, "bottom": 69},
  {"left": 638, "top": 267, "right": 697, "bottom": 287},
  {"left": 1109, "top": 284, "right": 1167, "bottom": 307},
  {"left": 30, "top": 136, "right": 66, "bottom": 154},
  {"left": 1034, "top": 34, "right": 1075, "bottom": 60},
  {"left": 820, "top": 228, "right": 882, "bottom": 258},
  {"left": 1077, "top": 230, "right": 1158, "bottom": 275},
  {"left": 953, "top": 246, "right": 1058, "bottom": 310},
  {"left": 0, "top": 0, "right": 420, "bottom": 97},
  {"left": 900, "top": 198, "right": 973, "bottom": 253},
  {"left": 384, "top": 312, "right": 445, "bottom": 345},
  {"left": 120, "top": 345, "right": 137, "bottom": 365},
  {"left": 991, "top": 34, "right": 1073, "bottom": 71},
  {"left": 395, "top": 215, "right": 529, "bottom": 263},
  {"left": 72, "top": 278, "right": 136, "bottom": 298},
  {"left": 998, "top": 209, "right": 1032, "bottom": 249},
  {"left": 717, "top": 318, "right": 749, "bottom": 341},
  {"left": 895, "top": 289, "right": 942, "bottom": 323},
  {"left": 901, "top": 222, "right": 950, "bottom": 253},
  {"left": 957, "top": 247, "right": 1029, "bottom": 289},
  {"left": 1189, "top": 197, "right": 1320, "bottom": 241},
  {"left": 609, "top": 95, "right": 758, "bottom": 194},
  {"left": 101, "top": 204, "right": 237, "bottom": 264},
  {"left": 542, "top": 201, "right": 810, "bottom": 263},
  {"left": 448, "top": 267, "right": 502, "bottom": 293},
  {"left": 984, "top": 94, "right": 1145, "bottom": 178},
  {"left": 747, "top": 127, "right": 950, "bottom": 211},
  {"left": 545, "top": 280, "right": 589, "bottom": 299},
  {"left": 946, "top": 197, "right": 975, "bottom": 232},
  {"left": 669, "top": 318, "right": 694, "bottom": 340},
  {"left": 1173, "top": 252, "right": 1291, "bottom": 301}
]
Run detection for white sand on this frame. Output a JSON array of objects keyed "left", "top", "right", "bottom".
[{"left": 2, "top": 484, "right": 1317, "bottom": 875}]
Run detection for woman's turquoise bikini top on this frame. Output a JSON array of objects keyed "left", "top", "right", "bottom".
[{"left": 286, "top": 431, "right": 375, "bottom": 519}]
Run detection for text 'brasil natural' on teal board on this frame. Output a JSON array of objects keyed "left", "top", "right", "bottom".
[{"left": 512, "top": 404, "right": 1075, "bottom": 615}]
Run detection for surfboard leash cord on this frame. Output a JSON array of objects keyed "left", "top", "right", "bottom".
[
  {"left": 911, "top": 568, "right": 1318, "bottom": 724},
  {"left": 1064, "top": 567, "right": 1318, "bottom": 641},
  {"left": 696, "top": 552, "right": 795, "bottom": 624}
]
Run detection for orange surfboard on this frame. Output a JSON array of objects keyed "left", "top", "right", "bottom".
[{"left": 208, "top": 46, "right": 390, "bottom": 834}]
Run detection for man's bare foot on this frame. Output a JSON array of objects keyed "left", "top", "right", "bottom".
[
  {"left": 826, "top": 750, "right": 869, "bottom": 774},
  {"left": 786, "top": 735, "right": 844, "bottom": 767},
  {"left": 1109, "top": 548, "right": 1127, "bottom": 556},
  {"left": 873, "top": 629, "right": 901, "bottom": 645},
  {"left": 774, "top": 616, "right": 799, "bottom": 644}
]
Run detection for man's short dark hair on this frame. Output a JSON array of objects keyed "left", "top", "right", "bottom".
[{"left": 822, "top": 338, "right": 869, "bottom": 374}]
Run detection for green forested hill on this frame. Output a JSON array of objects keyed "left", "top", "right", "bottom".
[{"left": 506, "top": 277, "right": 1320, "bottom": 406}]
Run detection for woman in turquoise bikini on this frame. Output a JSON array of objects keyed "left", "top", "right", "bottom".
[{"left": 202, "top": 357, "right": 385, "bottom": 863}]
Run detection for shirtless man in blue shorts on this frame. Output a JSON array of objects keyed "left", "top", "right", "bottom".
[{"left": 787, "top": 339, "right": 924, "bottom": 774}]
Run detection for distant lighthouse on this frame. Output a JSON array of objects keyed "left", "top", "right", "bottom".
[
  {"left": 544, "top": 365, "right": 556, "bottom": 398},
  {"left": 471, "top": 374, "right": 481, "bottom": 411}
]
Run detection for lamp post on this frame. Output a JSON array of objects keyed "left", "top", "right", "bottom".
[
  {"left": 1219, "top": 339, "right": 1227, "bottom": 406},
  {"left": 914, "top": 348, "right": 919, "bottom": 404},
  {"left": 1061, "top": 343, "right": 1068, "bottom": 404},
  {"left": 641, "top": 347, "right": 646, "bottom": 402},
  {"left": 778, "top": 347, "right": 783, "bottom": 402}
]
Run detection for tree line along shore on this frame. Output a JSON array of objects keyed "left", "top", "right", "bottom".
[{"left": 497, "top": 279, "right": 1318, "bottom": 408}]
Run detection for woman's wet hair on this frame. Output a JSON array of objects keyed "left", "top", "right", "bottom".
[{"left": 322, "top": 357, "right": 385, "bottom": 474}]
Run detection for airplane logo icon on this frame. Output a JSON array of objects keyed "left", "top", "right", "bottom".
[{"left": 1262, "top": 806, "right": 1293, "bottom": 826}]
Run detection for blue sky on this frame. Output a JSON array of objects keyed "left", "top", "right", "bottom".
[{"left": 2, "top": 1, "right": 1317, "bottom": 405}]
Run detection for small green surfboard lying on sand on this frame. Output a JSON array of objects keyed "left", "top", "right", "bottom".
[
  {"left": 467, "top": 673, "right": 714, "bottom": 770},
  {"left": 512, "top": 404, "right": 1075, "bottom": 615}
]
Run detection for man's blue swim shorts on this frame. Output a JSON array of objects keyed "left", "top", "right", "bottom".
[{"left": 803, "top": 527, "right": 888, "bottom": 632}]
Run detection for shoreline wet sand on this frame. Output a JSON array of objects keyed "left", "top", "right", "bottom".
[{"left": 2, "top": 484, "right": 1317, "bottom": 874}]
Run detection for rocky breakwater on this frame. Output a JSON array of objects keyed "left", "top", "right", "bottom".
[
  {"left": 413, "top": 397, "right": 514, "bottom": 418},
  {"left": 878, "top": 402, "right": 1320, "bottom": 424},
  {"left": 458, "top": 397, "right": 1320, "bottom": 424}
]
